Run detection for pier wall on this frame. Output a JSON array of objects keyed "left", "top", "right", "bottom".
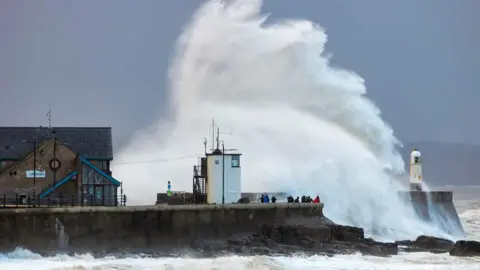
[
  {"left": 0, "top": 203, "right": 323, "bottom": 253},
  {"left": 397, "top": 191, "right": 464, "bottom": 238}
]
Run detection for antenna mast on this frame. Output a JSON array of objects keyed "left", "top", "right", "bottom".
[
  {"left": 203, "top": 137, "right": 207, "bottom": 154},
  {"left": 216, "top": 126, "right": 220, "bottom": 150},
  {"left": 47, "top": 104, "right": 52, "bottom": 132},
  {"left": 211, "top": 118, "right": 215, "bottom": 151}
]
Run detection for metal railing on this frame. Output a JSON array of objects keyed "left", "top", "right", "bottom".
[{"left": 0, "top": 193, "right": 127, "bottom": 208}]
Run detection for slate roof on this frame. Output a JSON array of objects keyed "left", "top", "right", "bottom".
[{"left": 0, "top": 127, "right": 113, "bottom": 161}]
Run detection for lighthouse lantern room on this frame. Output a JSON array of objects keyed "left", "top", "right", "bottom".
[{"left": 409, "top": 148, "right": 423, "bottom": 191}]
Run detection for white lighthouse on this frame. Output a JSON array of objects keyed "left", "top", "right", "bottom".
[{"left": 409, "top": 148, "right": 423, "bottom": 191}]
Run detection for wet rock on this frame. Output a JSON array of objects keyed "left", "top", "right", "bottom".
[
  {"left": 330, "top": 225, "right": 364, "bottom": 242},
  {"left": 450, "top": 240, "right": 480, "bottom": 257},
  {"left": 361, "top": 238, "right": 398, "bottom": 257},
  {"left": 413, "top": 235, "right": 454, "bottom": 251},
  {"left": 396, "top": 235, "right": 454, "bottom": 253},
  {"left": 220, "top": 219, "right": 399, "bottom": 257}
]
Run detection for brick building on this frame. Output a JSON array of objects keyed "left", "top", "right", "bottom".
[{"left": 0, "top": 127, "right": 122, "bottom": 206}]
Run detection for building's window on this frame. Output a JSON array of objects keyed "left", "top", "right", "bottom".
[
  {"left": 231, "top": 155, "right": 240, "bottom": 167},
  {"left": 414, "top": 157, "right": 421, "bottom": 163},
  {"left": 94, "top": 160, "right": 107, "bottom": 170}
]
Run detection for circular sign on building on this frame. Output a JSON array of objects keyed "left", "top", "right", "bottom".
[{"left": 49, "top": 158, "right": 61, "bottom": 171}]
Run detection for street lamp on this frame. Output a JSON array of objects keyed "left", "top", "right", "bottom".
[
  {"left": 22, "top": 138, "right": 37, "bottom": 206},
  {"left": 52, "top": 131, "right": 57, "bottom": 187}
]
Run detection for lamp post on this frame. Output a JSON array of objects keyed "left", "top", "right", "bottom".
[
  {"left": 22, "top": 138, "right": 37, "bottom": 206},
  {"left": 33, "top": 137, "right": 37, "bottom": 206},
  {"left": 52, "top": 132, "right": 56, "bottom": 187}
]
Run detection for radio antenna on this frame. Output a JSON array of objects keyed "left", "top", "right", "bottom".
[
  {"left": 211, "top": 118, "right": 215, "bottom": 151},
  {"left": 47, "top": 104, "right": 52, "bottom": 132},
  {"left": 216, "top": 126, "right": 220, "bottom": 150}
]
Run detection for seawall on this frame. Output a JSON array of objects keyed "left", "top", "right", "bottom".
[
  {"left": 397, "top": 191, "right": 465, "bottom": 238},
  {"left": 155, "top": 192, "right": 289, "bottom": 204},
  {"left": 0, "top": 203, "right": 323, "bottom": 253}
]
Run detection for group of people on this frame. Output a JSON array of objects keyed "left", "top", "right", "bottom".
[
  {"left": 259, "top": 194, "right": 277, "bottom": 203},
  {"left": 287, "top": 195, "right": 320, "bottom": 203},
  {"left": 258, "top": 194, "right": 320, "bottom": 203}
]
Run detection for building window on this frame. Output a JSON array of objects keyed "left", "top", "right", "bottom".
[
  {"left": 414, "top": 157, "right": 420, "bottom": 163},
  {"left": 231, "top": 155, "right": 240, "bottom": 167}
]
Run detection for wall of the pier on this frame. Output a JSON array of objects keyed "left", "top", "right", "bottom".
[
  {"left": 397, "top": 191, "right": 464, "bottom": 238},
  {"left": 0, "top": 203, "right": 323, "bottom": 253},
  {"left": 397, "top": 191, "right": 453, "bottom": 202}
]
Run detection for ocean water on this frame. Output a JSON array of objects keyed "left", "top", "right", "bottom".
[{"left": 0, "top": 189, "right": 478, "bottom": 269}]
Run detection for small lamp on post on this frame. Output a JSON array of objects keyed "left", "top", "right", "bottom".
[
  {"left": 22, "top": 138, "right": 37, "bottom": 207},
  {"left": 32, "top": 137, "right": 37, "bottom": 207}
]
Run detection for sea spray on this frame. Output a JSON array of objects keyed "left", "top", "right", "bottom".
[
  {"left": 113, "top": 0, "right": 447, "bottom": 240},
  {"left": 55, "top": 218, "right": 69, "bottom": 250}
]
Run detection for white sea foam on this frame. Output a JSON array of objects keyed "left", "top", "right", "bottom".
[
  {"left": 1, "top": 247, "right": 480, "bottom": 270},
  {"left": 460, "top": 208, "right": 480, "bottom": 241},
  {"left": 113, "top": 0, "right": 454, "bottom": 240}
]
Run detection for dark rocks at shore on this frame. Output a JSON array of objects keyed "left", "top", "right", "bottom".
[
  {"left": 396, "top": 235, "right": 480, "bottom": 257},
  {"left": 396, "top": 235, "right": 454, "bottom": 253},
  {"left": 220, "top": 217, "right": 399, "bottom": 257},
  {"left": 80, "top": 235, "right": 480, "bottom": 259},
  {"left": 450, "top": 240, "right": 480, "bottom": 257}
]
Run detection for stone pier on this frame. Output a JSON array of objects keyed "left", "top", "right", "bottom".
[
  {"left": 397, "top": 191, "right": 464, "bottom": 238},
  {"left": 0, "top": 203, "right": 323, "bottom": 253}
]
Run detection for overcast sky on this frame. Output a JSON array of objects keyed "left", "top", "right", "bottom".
[{"left": 1, "top": 0, "right": 479, "bottom": 151}]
